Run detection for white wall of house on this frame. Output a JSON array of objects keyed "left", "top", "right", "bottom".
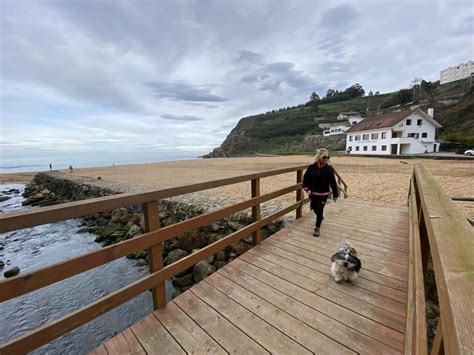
[
  {"left": 323, "top": 125, "right": 349, "bottom": 136},
  {"left": 346, "top": 112, "right": 440, "bottom": 155}
]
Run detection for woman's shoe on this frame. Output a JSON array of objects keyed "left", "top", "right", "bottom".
[{"left": 313, "top": 227, "right": 320, "bottom": 237}]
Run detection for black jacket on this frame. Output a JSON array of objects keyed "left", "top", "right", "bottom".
[{"left": 302, "top": 163, "right": 339, "bottom": 198}]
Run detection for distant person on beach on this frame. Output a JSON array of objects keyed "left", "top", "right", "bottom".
[
  {"left": 303, "top": 148, "right": 339, "bottom": 237},
  {"left": 49, "top": 163, "right": 52, "bottom": 171},
  {"left": 69, "top": 165, "right": 73, "bottom": 173}
]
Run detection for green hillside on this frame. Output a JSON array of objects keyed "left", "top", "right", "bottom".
[{"left": 206, "top": 78, "right": 473, "bottom": 157}]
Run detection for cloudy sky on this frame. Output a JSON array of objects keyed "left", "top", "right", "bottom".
[{"left": 0, "top": 0, "right": 472, "bottom": 165}]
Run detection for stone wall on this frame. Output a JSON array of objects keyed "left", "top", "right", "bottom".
[{"left": 22, "top": 172, "right": 286, "bottom": 298}]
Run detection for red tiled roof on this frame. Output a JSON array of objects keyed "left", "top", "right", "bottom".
[{"left": 346, "top": 110, "right": 415, "bottom": 133}]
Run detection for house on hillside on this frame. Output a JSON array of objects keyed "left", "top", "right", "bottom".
[
  {"left": 345, "top": 109, "right": 442, "bottom": 155},
  {"left": 323, "top": 125, "right": 350, "bottom": 137},
  {"left": 337, "top": 111, "right": 362, "bottom": 123}
]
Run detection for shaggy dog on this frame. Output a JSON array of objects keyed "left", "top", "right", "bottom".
[{"left": 330, "top": 240, "right": 362, "bottom": 282}]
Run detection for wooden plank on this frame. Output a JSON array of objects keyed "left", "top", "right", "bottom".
[
  {"left": 103, "top": 332, "right": 145, "bottom": 354},
  {"left": 0, "top": 202, "right": 301, "bottom": 354},
  {"left": 173, "top": 291, "right": 270, "bottom": 354},
  {"left": 219, "top": 263, "right": 401, "bottom": 354},
  {"left": 253, "top": 242, "right": 407, "bottom": 313},
  {"left": 88, "top": 344, "right": 107, "bottom": 355},
  {"left": 122, "top": 328, "right": 146, "bottom": 354},
  {"left": 205, "top": 272, "right": 355, "bottom": 354},
  {"left": 0, "top": 164, "right": 309, "bottom": 233},
  {"left": 143, "top": 200, "right": 166, "bottom": 309},
  {"left": 414, "top": 163, "right": 474, "bottom": 354},
  {"left": 190, "top": 281, "right": 312, "bottom": 354},
  {"left": 266, "top": 233, "right": 408, "bottom": 286},
  {"left": 276, "top": 229, "right": 408, "bottom": 271},
  {"left": 0, "top": 183, "right": 300, "bottom": 302},
  {"left": 296, "top": 169, "right": 303, "bottom": 219},
  {"left": 130, "top": 314, "right": 185, "bottom": 354},
  {"left": 251, "top": 178, "right": 261, "bottom": 245},
  {"left": 235, "top": 254, "right": 405, "bottom": 350},
  {"left": 431, "top": 320, "right": 444, "bottom": 355},
  {"left": 153, "top": 302, "right": 226, "bottom": 354},
  {"left": 280, "top": 225, "right": 409, "bottom": 266}
]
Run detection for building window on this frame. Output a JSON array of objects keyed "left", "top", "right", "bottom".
[
  {"left": 381, "top": 132, "right": 387, "bottom": 139},
  {"left": 422, "top": 132, "right": 428, "bottom": 138},
  {"left": 417, "top": 119, "right": 422, "bottom": 125},
  {"left": 381, "top": 145, "right": 387, "bottom": 151},
  {"left": 372, "top": 146, "right": 376, "bottom": 151},
  {"left": 355, "top": 146, "right": 360, "bottom": 151},
  {"left": 406, "top": 119, "right": 412, "bottom": 125},
  {"left": 371, "top": 133, "right": 379, "bottom": 139},
  {"left": 349, "top": 136, "right": 353, "bottom": 141},
  {"left": 355, "top": 135, "right": 361, "bottom": 141},
  {"left": 363, "top": 146, "right": 368, "bottom": 151},
  {"left": 408, "top": 133, "right": 416, "bottom": 138},
  {"left": 362, "top": 134, "right": 369, "bottom": 140}
]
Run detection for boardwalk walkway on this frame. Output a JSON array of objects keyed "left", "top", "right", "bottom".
[{"left": 92, "top": 199, "right": 409, "bottom": 354}]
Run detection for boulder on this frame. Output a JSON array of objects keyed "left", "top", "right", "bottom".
[
  {"left": 193, "top": 260, "right": 216, "bottom": 283},
  {"left": 172, "top": 273, "right": 194, "bottom": 288},
  {"left": 4, "top": 266, "right": 20, "bottom": 278}
]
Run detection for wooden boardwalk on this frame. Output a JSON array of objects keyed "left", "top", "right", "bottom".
[{"left": 92, "top": 199, "right": 409, "bottom": 354}]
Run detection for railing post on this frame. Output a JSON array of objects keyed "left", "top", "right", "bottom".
[
  {"left": 143, "top": 200, "right": 166, "bottom": 309},
  {"left": 296, "top": 170, "right": 303, "bottom": 219},
  {"left": 251, "top": 178, "right": 261, "bottom": 245},
  {"left": 431, "top": 319, "right": 444, "bottom": 355},
  {"left": 418, "top": 207, "right": 431, "bottom": 276}
]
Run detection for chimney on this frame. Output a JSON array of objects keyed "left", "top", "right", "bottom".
[{"left": 427, "top": 108, "right": 434, "bottom": 117}]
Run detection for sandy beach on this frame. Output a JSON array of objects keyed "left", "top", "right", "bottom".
[{"left": 1, "top": 156, "right": 473, "bottom": 218}]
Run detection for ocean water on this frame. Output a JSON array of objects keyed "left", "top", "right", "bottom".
[
  {"left": 0, "top": 184, "right": 173, "bottom": 354},
  {"left": 0, "top": 152, "right": 200, "bottom": 174}
]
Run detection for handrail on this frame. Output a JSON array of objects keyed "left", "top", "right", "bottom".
[
  {"left": 0, "top": 164, "right": 346, "bottom": 353},
  {"left": 406, "top": 163, "right": 474, "bottom": 354}
]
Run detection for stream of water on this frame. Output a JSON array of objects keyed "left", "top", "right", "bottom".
[{"left": 0, "top": 184, "right": 172, "bottom": 354}]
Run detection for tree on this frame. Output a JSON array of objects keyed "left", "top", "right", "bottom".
[
  {"left": 397, "top": 88, "right": 413, "bottom": 107},
  {"left": 344, "top": 83, "right": 365, "bottom": 98},
  {"left": 310, "top": 92, "right": 320, "bottom": 102},
  {"left": 421, "top": 80, "right": 436, "bottom": 105},
  {"left": 375, "top": 91, "right": 380, "bottom": 95},
  {"left": 368, "top": 91, "right": 373, "bottom": 96},
  {"left": 326, "top": 89, "right": 335, "bottom": 98}
]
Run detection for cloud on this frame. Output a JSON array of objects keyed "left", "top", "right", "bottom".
[
  {"left": 449, "top": 15, "right": 474, "bottom": 36},
  {"left": 161, "top": 114, "right": 204, "bottom": 122},
  {"left": 146, "top": 81, "right": 227, "bottom": 102},
  {"left": 232, "top": 50, "right": 265, "bottom": 64}
]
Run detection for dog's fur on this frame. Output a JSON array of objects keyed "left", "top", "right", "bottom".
[{"left": 330, "top": 240, "right": 362, "bottom": 282}]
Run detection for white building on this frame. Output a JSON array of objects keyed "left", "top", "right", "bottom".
[
  {"left": 323, "top": 125, "right": 349, "bottom": 136},
  {"left": 440, "top": 61, "right": 474, "bottom": 85},
  {"left": 345, "top": 109, "right": 442, "bottom": 155},
  {"left": 337, "top": 111, "right": 362, "bottom": 121}
]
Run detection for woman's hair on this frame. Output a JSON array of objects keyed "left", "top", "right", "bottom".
[{"left": 314, "top": 148, "right": 330, "bottom": 163}]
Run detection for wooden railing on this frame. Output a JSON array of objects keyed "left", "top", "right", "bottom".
[
  {"left": 0, "top": 164, "right": 347, "bottom": 354},
  {"left": 406, "top": 163, "right": 474, "bottom": 354}
]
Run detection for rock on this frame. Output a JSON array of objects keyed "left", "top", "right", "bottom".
[
  {"left": 215, "top": 251, "right": 226, "bottom": 261},
  {"left": 193, "top": 260, "right": 216, "bottom": 283},
  {"left": 214, "top": 261, "right": 227, "bottom": 270},
  {"left": 136, "top": 259, "right": 148, "bottom": 267},
  {"left": 0, "top": 260, "right": 4, "bottom": 269},
  {"left": 77, "top": 227, "right": 95, "bottom": 234},
  {"left": 172, "top": 273, "right": 194, "bottom": 288},
  {"left": 0, "top": 196, "right": 11, "bottom": 202},
  {"left": 4, "top": 266, "right": 20, "bottom": 278},
  {"left": 125, "top": 225, "right": 142, "bottom": 239},
  {"left": 172, "top": 286, "right": 182, "bottom": 299},
  {"left": 165, "top": 249, "right": 188, "bottom": 265}
]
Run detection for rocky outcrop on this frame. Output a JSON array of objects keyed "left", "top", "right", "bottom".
[{"left": 21, "top": 173, "right": 286, "bottom": 297}]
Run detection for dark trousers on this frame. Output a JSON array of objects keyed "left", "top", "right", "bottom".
[{"left": 310, "top": 195, "right": 328, "bottom": 228}]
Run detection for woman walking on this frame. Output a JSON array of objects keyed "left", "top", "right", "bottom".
[{"left": 303, "top": 148, "right": 339, "bottom": 237}]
